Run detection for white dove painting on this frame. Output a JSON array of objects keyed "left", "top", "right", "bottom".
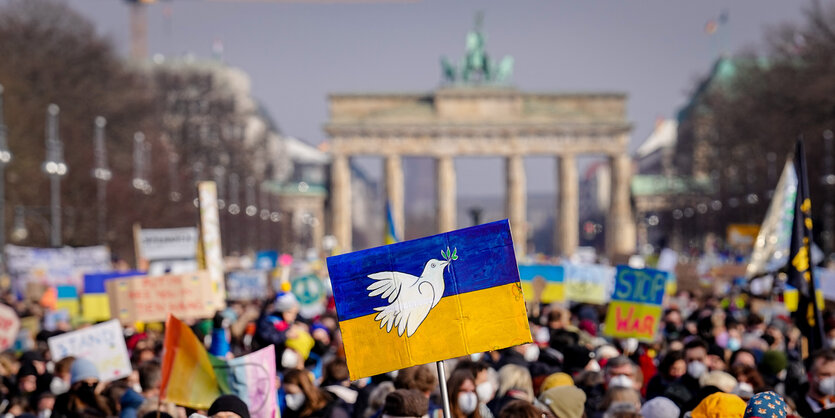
[{"left": 366, "top": 247, "right": 458, "bottom": 337}]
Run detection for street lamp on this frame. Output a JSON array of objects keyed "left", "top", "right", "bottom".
[
  {"left": 92, "top": 117, "right": 112, "bottom": 244},
  {"left": 0, "top": 84, "right": 12, "bottom": 265},
  {"left": 42, "top": 104, "right": 66, "bottom": 247}
]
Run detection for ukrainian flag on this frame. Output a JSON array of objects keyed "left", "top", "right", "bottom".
[
  {"left": 385, "top": 201, "right": 400, "bottom": 245},
  {"left": 327, "top": 220, "right": 531, "bottom": 380},
  {"left": 518, "top": 265, "right": 565, "bottom": 303}
]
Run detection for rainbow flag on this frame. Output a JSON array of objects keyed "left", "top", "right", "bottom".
[
  {"left": 385, "top": 201, "right": 400, "bottom": 245},
  {"left": 160, "top": 315, "right": 221, "bottom": 409},
  {"left": 211, "top": 347, "right": 278, "bottom": 418},
  {"left": 327, "top": 220, "right": 531, "bottom": 380},
  {"left": 161, "top": 315, "right": 279, "bottom": 416}
]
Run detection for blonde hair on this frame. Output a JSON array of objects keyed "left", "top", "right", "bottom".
[{"left": 497, "top": 364, "right": 534, "bottom": 401}]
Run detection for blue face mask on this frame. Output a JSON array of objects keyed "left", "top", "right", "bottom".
[{"left": 727, "top": 338, "right": 741, "bottom": 351}]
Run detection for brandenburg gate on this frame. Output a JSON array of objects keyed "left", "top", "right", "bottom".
[{"left": 324, "top": 18, "right": 636, "bottom": 258}]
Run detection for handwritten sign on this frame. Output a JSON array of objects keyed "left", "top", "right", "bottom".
[
  {"left": 564, "top": 263, "right": 614, "bottom": 305},
  {"left": 0, "top": 305, "right": 20, "bottom": 351},
  {"left": 603, "top": 266, "right": 668, "bottom": 342},
  {"left": 106, "top": 271, "right": 217, "bottom": 323},
  {"left": 226, "top": 270, "right": 268, "bottom": 301},
  {"left": 48, "top": 320, "right": 131, "bottom": 382}
]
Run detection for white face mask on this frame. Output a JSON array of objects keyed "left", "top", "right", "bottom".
[
  {"left": 49, "top": 377, "right": 69, "bottom": 395},
  {"left": 524, "top": 345, "right": 540, "bottom": 362},
  {"left": 608, "top": 374, "right": 633, "bottom": 389},
  {"left": 475, "top": 382, "right": 494, "bottom": 403},
  {"left": 285, "top": 392, "right": 306, "bottom": 411},
  {"left": 281, "top": 349, "right": 299, "bottom": 369},
  {"left": 687, "top": 361, "right": 707, "bottom": 379},
  {"left": 732, "top": 382, "right": 754, "bottom": 397},
  {"left": 470, "top": 353, "right": 482, "bottom": 362},
  {"left": 457, "top": 392, "right": 478, "bottom": 415},
  {"left": 819, "top": 376, "right": 835, "bottom": 396}
]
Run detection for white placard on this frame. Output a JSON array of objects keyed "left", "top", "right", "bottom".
[
  {"left": 47, "top": 319, "right": 131, "bottom": 382},
  {"left": 138, "top": 227, "right": 198, "bottom": 261},
  {"left": 0, "top": 305, "right": 20, "bottom": 351}
]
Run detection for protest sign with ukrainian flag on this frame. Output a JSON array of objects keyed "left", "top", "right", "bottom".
[
  {"left": 603, "top": 266, "right": 669, "bottom": 342},
  {"left": 327, "top": 220, "right": 531, "bottom": 380}
]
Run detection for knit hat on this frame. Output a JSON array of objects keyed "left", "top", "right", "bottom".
[
  {"left": 691, "top": 392, "right": 747, "bottom": 418},
  {"left": 275, "top": 292, "right": 299, "bottom": 312},
  {"left": 538, "top": 386, "right": 586, "bottom": 418},
  {"left": 698, "top": 371, "right": 738, "bottom": 393},
  {"left": 383, "top": 389, "right": 428, "bottom": 417},
  {"left": 743, "top": 391, "right": 789, "bottom": 418},
  {"left": 70, "top": 357, "right": 99, "bottom": 384},
  {"left": 760, "top": 350, "right": 788, "bottom": 376},
  {"left": 208, "top": 394, "right": 251, "bottom": 418},
  {"left": 540, "top": 372, "right": 574, "bottom": 393},
  {"left": 640, "top": 397, "right": 680, "bottom": 418}
]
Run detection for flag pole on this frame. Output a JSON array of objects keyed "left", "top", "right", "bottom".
[{"left": 436, "top": 361, "right": 452, "bottom": 418}]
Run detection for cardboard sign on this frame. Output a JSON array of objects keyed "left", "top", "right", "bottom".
[
  {"left": 0, "top": 305, "right": 20, "bottom": 351},
  {"left": 226, "top": 270, "right": 268, "bottom": 301},
  {"left": 48, "top": 319, "right": 131, "bottom": 382},
  {"left": 564, "top": 263, "right": 614, "bottom": 305},
  {"left": 106, "top": 271, "right": 217, "bottom": 323},
  {"left": 518, "top": 265, "right": 565, "bottom": 303},
  {"left": 56, "top": 285, "right": 79, "bottom": 318},
  {"left": 327, "top": 220, "right": 531, "bottom": 380},
  {"left": 5, "top": 245, "right": 111, "bottom": 292},
  {"left": 603, "top": 266, "right": 668, "bottom": 342}
]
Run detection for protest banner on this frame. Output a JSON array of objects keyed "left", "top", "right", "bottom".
[
  {"left": 563, "top": 263, "right": 614, "bottom": 305},
  {"left": 291, "top": 274, "right": 326, "bottom": 318},
  {"left": 727, "top": 224, "right": 760, "bottom": 251},
  {"left": 0, "top": 305, "right": 20, "bottom": 351},
  {"left": 81, "top": 271, "right": 144, "bottom": 322},
  {"left": 48, "top": 319, "right": 131, "bottom": 382},
  {"left": 106, "top": 271, "right": 217, "bottom": 323},
  {"left": 225, "top": 270, "right": 268, "bottom": 301},
  {"left": 518, "top": 264, "right": 564, "bottom": 303},
  {"left": 603, "top": 266, "right": 669, "bottom": 342},
  {"left": 327, "top": 219, "right": 531, "bottom": 380},
  {"left": 198, "top": 182, "right": 226, "bottom": 309},
  {"left": 5, "top": 245, "right": 111, "bottom": 292}
]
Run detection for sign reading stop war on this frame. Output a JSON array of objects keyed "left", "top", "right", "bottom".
[
  {"left": 603, "top": 266, "right": 669, "bottom": 342},
  {"left": 106, "top": 271, "right": 217, "bottom": 323}
]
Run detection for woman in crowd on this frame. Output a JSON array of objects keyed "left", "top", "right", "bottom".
[
  {"left": 447, "top": 369, "right": 491, "bottom": 418},
  {"left": 487, "top": 365, "right": 534, "bottom": 416},
  {"left": 282, "top": 369, "right": 348, "bottom": 418}
]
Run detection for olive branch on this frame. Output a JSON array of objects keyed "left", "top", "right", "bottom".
[{"left": 441, "top": 247, "right": 458, "bottom": 261}]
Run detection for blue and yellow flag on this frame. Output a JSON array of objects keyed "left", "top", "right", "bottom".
[
  {"left": 385, "top": 201, "right": 400, "bottom": 245},
  {"left": 327, "top": 220, "right": 531, "bottom": 380}
]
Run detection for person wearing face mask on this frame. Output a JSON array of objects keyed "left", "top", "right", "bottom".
[
  {"left": 447, "top": 370, "right": 492, "bottom": 418},
  {"left": 664, "top": 338, "right": 708, "bottom": 408},
  {"left": 51, "top": 357, "right": 112, "bottom": 418},
  {"left": 452, "top": 360, "right": 496, "bottom": 405},
  {"left": 794, "top": 349, "right": 835, "bottom": 417},
  {"left": 283, "top": 369, "right": 349, "bottom": 418}
]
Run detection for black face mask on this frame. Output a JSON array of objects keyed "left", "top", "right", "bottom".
[{"left": 76, "top": 382, "right": 98, "bottom": 405}]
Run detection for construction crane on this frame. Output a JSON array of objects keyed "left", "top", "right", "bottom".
[{"left": 124, "top": 0, "right": 414, "bottom": 61}]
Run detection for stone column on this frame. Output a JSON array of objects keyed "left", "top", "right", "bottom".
[
  {"left": 506, "top": 154, "right": 527, "bottom": 255},
  {"left": 606, "top": 153, "right": 637, "bottom": 257},
  {"left": 436, "top": 156, "right": 456, "bottom": 233},
  {"left": 557, "top": 154, "right": 578, "bottom": 257},
  {"left": 385, "top": 154, "right": 405, "bottom": 241},
  {"left": 331, "top": 153, "right": 352, "bottom": 252}
]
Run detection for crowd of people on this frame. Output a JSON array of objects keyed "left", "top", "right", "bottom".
[{"left": 2, "top": 274, "right": 835, "bottom": 418}]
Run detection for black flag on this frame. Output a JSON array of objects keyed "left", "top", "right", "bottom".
[{"left": 787, "top": 139, "right": 825, "bottom": 353}]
